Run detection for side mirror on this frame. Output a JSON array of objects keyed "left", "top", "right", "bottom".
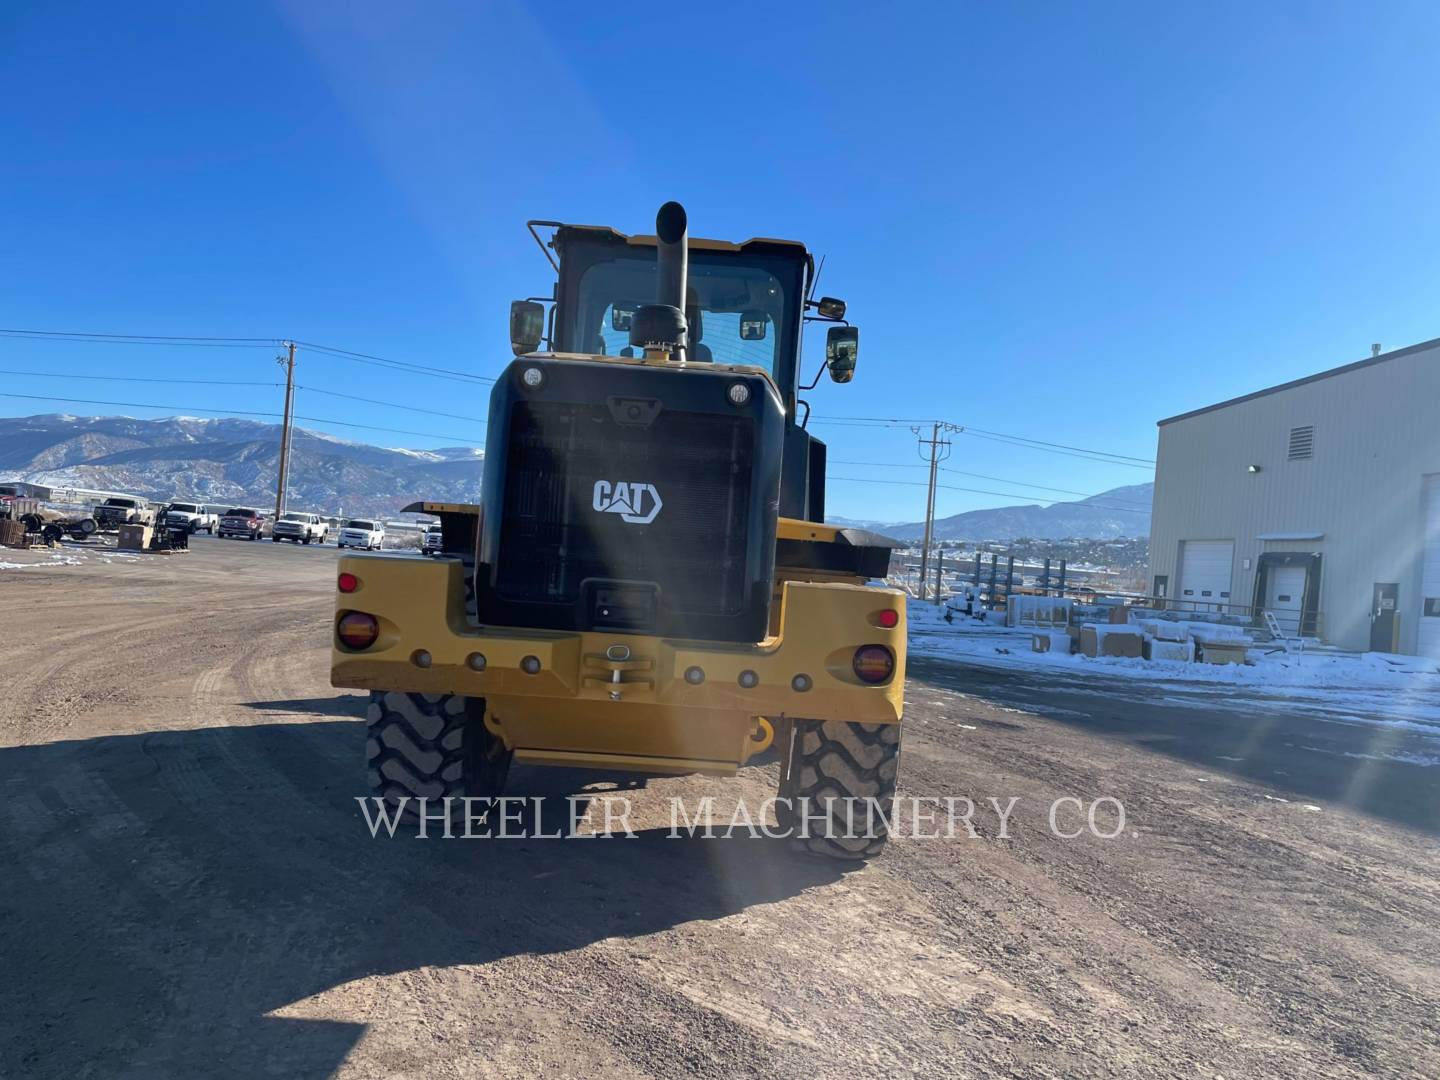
[
  {"left": 611, "top": 302, "right": 640, "bottom": 332},
  {"left": 509, "top": 301, "right": 545, "bottom": 355},
  {"left": 826, "top": 325, "right": 858, "bottom": 383},
  {"left": 739, "top": 310, "right": 768, "bottom": 340},
  {"left": 815, "top": 296, "right": 846, "bottom": 320}
]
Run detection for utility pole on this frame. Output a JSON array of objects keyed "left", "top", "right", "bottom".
[
  {"left": 911, "top": 421, "right": 960, "bottom": 602},
  {"left": 274, "top": 341, "right": 296, "bottom": 521}
]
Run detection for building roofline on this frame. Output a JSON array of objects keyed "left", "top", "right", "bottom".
[{"left": 1157, "top": 333, "right": 1440, "bottom": 426}]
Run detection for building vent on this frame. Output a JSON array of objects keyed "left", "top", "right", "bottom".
[{"left": 1288, "top": 425, "right": 1314, "bottom": 461}]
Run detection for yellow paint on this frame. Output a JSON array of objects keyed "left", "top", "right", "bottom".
[
  {"left": 776, "top": 517, "right": 842, "bottom": 543},
  {"left": 331, "top": 553, "right": 905, "bottom": 774}
]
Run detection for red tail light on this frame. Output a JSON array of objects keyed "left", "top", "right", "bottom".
[
  {"left": 875, "top": 608, "right": 900, "bottom": 629},
  {"left": 852, "top": 645, "right": 895, "bottom": 684},
  {"left": 337, "top": 611, "right": 380, "bottom": 650},
  {"left": 337, "top": 572, "right": 359, "bottom": 594}
]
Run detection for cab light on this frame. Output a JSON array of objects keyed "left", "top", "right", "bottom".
[
  {"left": 337, "top": 611, "right": 380, "bottom": 650},
  {"left": 852, "top": 645, "right": 894, "bottom": 684},
  {"left": 337, "top": 572, "right": 359, "bottom": 594},
  {"left": 875, "top": 608, "right": 900, "bottom": 629}
]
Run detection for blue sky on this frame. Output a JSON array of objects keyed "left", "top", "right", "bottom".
[{"left": 3, "top": 1, "right": 1438, "bottom": 522}]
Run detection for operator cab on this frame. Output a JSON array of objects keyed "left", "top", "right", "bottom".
[{"left": 510, "top": 210, "right": 859, "bottom": 521}]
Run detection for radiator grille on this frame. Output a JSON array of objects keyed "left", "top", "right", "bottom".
[{"left": 495, "top": 402, "right": 754, "bottom": 617}]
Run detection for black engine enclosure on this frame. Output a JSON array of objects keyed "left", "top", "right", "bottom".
[{"left": 476, "top": 357, "right": 784, "bottom": 643}]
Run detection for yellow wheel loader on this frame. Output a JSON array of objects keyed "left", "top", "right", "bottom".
[{"left": 332, "top": 202, "right": 906, "bottom": 858}]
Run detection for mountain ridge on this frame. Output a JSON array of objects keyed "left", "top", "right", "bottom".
[
  {"left": 831, "top": 481, "right": 1153, "bottom": 541},
  {"left": 2, "top": 413, "right": 1153, "bottom": 536},
  {"left": 0, "top": 414, "right": 485, "bottom": 517}
]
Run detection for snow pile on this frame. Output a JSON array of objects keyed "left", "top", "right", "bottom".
[{"left": 906, "top": 598, "right": 1440, "bottom": 729}]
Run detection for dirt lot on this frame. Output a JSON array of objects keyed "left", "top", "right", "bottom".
[{"left": 3, "top": 539, "right": 1439, "bottom": 1078}]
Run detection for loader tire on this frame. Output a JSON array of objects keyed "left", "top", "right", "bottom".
[
  {"left": 777, "top": 720, "right": 901, "bottom": 860},
  {"left": 365, "top": 691, "right": 511, "bottom": 824}
]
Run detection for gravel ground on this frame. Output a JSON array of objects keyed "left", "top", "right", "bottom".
[{"left": 2, "top": 537, "right": 1438, "bottom": 1078}]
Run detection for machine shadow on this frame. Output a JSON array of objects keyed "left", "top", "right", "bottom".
[
  {"left": 910, "top": 655, "right": 1440, "bottom": 835},
  {"left": 0, "top": 720, "right": 847, "bottom": 1079}
]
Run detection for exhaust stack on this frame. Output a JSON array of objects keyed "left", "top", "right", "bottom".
[
  {"left": 629, "top": 201, "right": 690, "bottom": 356},
  {"left": 654, "top": 200, "right": 688, "bottom": 311}
]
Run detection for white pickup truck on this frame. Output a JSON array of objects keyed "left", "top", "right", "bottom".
[
  {"left": 336, "top": 518, "right": 384, "bottom": 550},
  {"left": 272, "top": 511, "right": 329, "bottom": 544},
  {"left": 164, "top": 501, "right": 217, "bottom": 534}
]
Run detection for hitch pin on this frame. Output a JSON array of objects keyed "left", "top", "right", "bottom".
[{"left": 610, "top": 667, "right": 623, "bottom": 701}]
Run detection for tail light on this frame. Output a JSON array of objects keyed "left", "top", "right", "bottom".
[
  {"left": 874, "top": 608, "right": 900, "bottom": 629},
  {"left": 337, "top": 611, "right": 380, "bottom": 650},
  {"left": 852, "top": 645, "right": 895, "bottom": 684},
  {"left": 337, "top": 572, "right": 359, "bottom": 594}
]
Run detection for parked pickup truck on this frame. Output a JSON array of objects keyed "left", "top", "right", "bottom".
[
  {"left": 164, "top": 501, "right": 217, "bottom": 534},
  {"left": 421, "top": 522, "right": 443, "bottom": 555},
  {"left": 336, "top": 518, "right": 384, "bottom": 550},
  {"left": 272, "top": 511, "right": 328, "bottom": 544},
  {"left": 218, "top": 507, "right": 266, "bottom": 540},
  {"left": 93, "top": 496, "right": 155, "bottom": 531}
]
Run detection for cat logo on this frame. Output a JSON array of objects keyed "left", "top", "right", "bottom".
[{"left": 592, "top": 480, "right": 663, "bottom": 525}]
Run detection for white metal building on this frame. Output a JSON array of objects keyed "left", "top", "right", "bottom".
[{"left": 1148, "top": 337, "right": 1440, "bottom": 657}]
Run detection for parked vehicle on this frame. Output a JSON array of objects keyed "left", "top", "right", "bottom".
[
  {"left": 218, "top": 507, "right": 265, "bottom": 540},
  {"left": 165, "top": 501, "right": 217, "bottom": 534},
  {"left": 421, "top": 522, "right": 443, "bottom": 555},
  {"left": 4, "top": 497, "right": 98, "bottom": 542},
  {"left": 93, "top": 496, "right": 155, "bottom": 531},
  {"left": 272, "top": 511, "right": 328, "bottom": 544},
  {"left": 336, "top": 518, "right": 384, "bottom": 550}
]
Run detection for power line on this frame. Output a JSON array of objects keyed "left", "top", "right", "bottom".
[
  {"left": 0, "top": 367, "right": 279, "bottom": 388},
  {"left": 0, "top": 328, "right": 498, "bottom": 384},
  {"left": 958, "top": 426, "right": 1155, "bottom": 465},
  {"left": 828, "top": 474, "right": 1149, "bottom": 513},
  {"left": 296, "top": 384, "right": 487, "bottom": 425},
  {"left": 810, "top": 412, "right": 1155, "bottom": 467},
  {"left": 292, "top": 339, "right": 497, "bottom": 385},
  {"left": 0, "top": 329, "right": 279, "bottom": 349},
  {"left": 0, "top": 367, "right": 486, "bottom": 424},
  {"left": 956, "top": 430, "right": 1153, "bottom": 468},
  {"left": 828, "top": 458, "right": 1150, "bottom": 506}
]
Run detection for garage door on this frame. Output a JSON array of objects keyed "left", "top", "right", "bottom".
[
  {"left": 1420, "top": 475, "right": 1440, "bottom": 661},
  {"left": 1265, "top": 565, "right": 1308, "bottom": 631},
  {"left": 1179, "top": 540, "right": 1234, "bottom": 610}
]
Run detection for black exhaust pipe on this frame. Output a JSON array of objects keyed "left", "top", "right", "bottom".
[
  {"left": 629, "top": 201, "right": 689, "bottom": 354},
  {"left": 654, "top": 200, "right": 687, "bottom": 310}
]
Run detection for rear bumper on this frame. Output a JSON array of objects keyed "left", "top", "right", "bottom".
[{"left": 331, "top": 554, "right": 905, "bottom": 774}]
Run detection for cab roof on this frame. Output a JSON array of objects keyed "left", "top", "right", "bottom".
[{"left": 549, "top": 222, "right": 810, "bottom": 258}]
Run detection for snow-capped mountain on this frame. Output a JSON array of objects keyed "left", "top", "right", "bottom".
[
  {"left": 0, "top": 414, "right": 484, "bottom": 517},
  {"left": 1, "top": 413, "right": 1152, "bottom": 537},
  {"left": 841, "top": 483, "right": 1154, "bottom": 541}
]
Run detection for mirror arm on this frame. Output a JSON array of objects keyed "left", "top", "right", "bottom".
[
  {"left": 799, "top": 356, "right": 828, "bottom": 391},
  {"left": 525, "top": 220, "right": 562, "bottom": 273},
  {"left": 803, "top": 315, "right": 850, "bottom": 326},
  {"left": 796, "top": 398, "right": 812, "bottom": 430}
]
